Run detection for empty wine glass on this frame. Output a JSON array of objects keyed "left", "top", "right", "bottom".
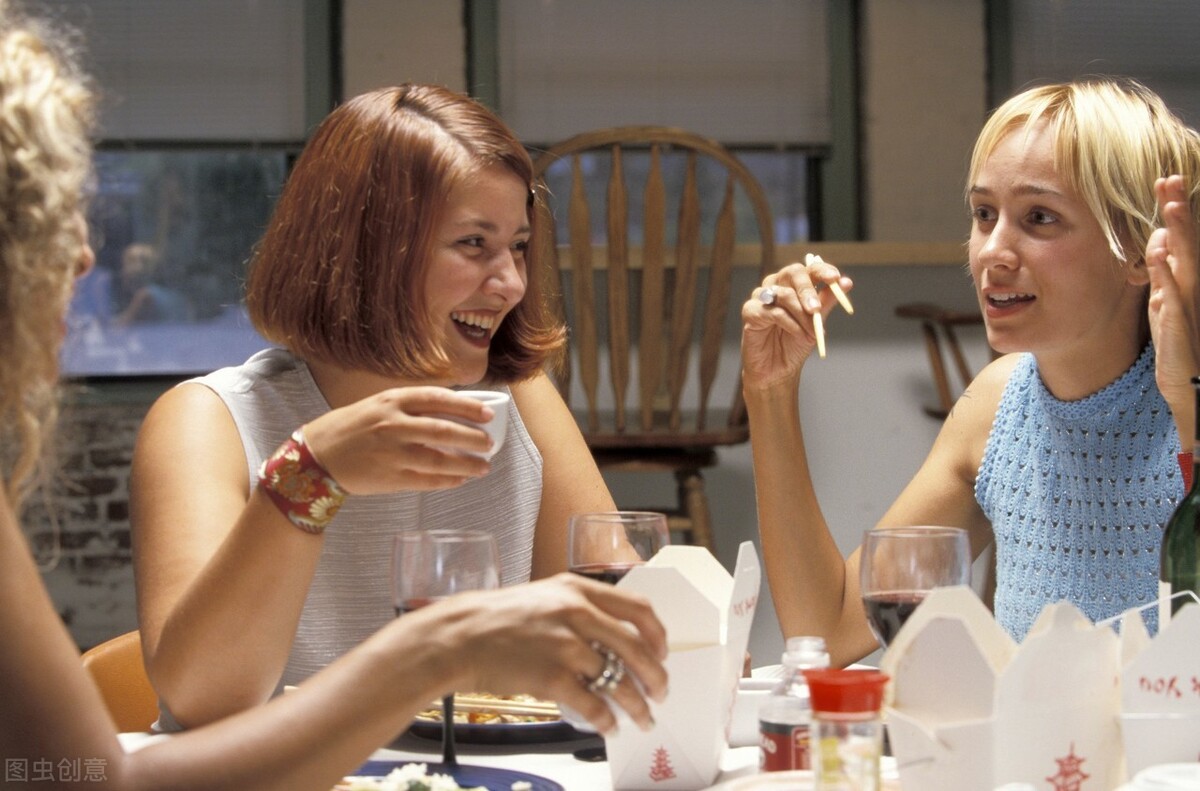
[
  {"left": 392, "top": 530, "right": 500, "bottom": 765},
  {"left": 859, "top": 526, "right": 970, "bottom": 647},
  {"left": 567, "top": 511, "right": 669, "bottom": 584}
]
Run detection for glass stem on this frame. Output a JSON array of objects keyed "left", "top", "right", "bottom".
[{"left": 441, "top": 694, "right": 457, "bottom": 766}]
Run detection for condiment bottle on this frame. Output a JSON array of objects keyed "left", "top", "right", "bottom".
[
  {"left": 803, "top": 668, "right": 889, "bottom": 791},
  {"left": 758, "top": 636, "right": 829, "bottom": 772}
]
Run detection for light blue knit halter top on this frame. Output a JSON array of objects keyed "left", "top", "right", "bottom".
[{"left": 976, "top": 344, "right": 1183, "bottom": 640}]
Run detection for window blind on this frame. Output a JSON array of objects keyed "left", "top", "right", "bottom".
[
  {"left": 496, "top": 0, "right": 830, "bottom": 147},
  {"left": 49, "top": 0, "right": 307, "bottom": 141},
  {"left": 1009, "top": 0, "right": 1200, "bottom": 128}
]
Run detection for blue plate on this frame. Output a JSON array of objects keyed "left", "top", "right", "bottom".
[
  {"left": 350, "top": 760, "right": 563, "bottom": 791},
  {"left": 407, "top": 718, "right": 588, "bottom": 745}
]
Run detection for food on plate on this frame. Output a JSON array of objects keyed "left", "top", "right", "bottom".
[
  {"left": 338, "top": 763, "right": 535, "bottom": 790},
  {"left": 339, "top": 763, "right": 485, "bottom": 790},
  {"left": 415, "top": 693, "right": 560, "bottom": 725}
]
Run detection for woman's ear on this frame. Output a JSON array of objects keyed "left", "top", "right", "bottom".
[{"left": 1127, "top": 254, "right": 1151, "bottom": 287}]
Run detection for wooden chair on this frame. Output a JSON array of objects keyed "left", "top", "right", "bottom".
[
  {"left": 80, "top": 629, "right": 159, "bottom": 732},
  {"left": 894, "top": 302, "right": 996, "bottom": 419},
  {"left": 532, "top": 126, "right": 776, "bottom": 552}
]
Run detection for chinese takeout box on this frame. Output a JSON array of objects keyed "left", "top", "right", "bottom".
[
  {"left": 881, "top": 586, "right": 1125, "bottom": 790},
  {"left": 1120, "top": 603, "right": 1200, "bottom": 774},
  {"left": 604, "top": 541, "right": 760, "bottom": 790}
]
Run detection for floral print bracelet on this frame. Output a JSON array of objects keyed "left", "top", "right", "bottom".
[{"left": 257, "top": 428, "right": 346, "bottom": 534}]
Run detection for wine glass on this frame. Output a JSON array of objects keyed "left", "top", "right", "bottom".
[
  {"left": 859, "top": 526, "right": 970, "bottom": 647},
  {"left": 567, "top": 511, "right": 670, "bottom": 584},
  {"left": 392, "top": 530, "right": 500, "bottom": 765}
]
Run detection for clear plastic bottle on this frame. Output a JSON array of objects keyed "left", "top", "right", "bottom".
[
  {"left": 758, "top": 636, "right": 829, "bottom": 772},
  {"left": 803, "top": 668, "right": 890, "bottom": 791}
]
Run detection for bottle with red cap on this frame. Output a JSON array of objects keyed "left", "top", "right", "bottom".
[{"left": 802, "top": 668, "right": 890, "bottom": 791}]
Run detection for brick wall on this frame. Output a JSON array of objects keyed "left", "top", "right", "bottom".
[{"left": 28, "top": 390, "right": 161, "bottom": 651}]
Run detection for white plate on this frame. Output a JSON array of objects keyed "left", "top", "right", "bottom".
[
  {"left": 1120, "top": 763, "right": 1200, "bottom": 790},
  {"left": 704, "top": 770, "right": 817, "bottom": 790},
  {"left": 703, "top": 761, "right": 899, "bottom": 791}
]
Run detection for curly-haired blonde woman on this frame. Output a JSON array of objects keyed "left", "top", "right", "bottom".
[{"left": 0, "top": 4, "right": 666, "bottom": 788}]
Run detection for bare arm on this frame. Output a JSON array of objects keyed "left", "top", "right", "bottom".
[
  {"left": 132, "top": 383, "right": 319, "bottom": 727},
  {"left": 742, "top": 259, "right": 867, "bottom": 665},
  {"left": 514, "top": 371, "right": 616, "bottom": 579},
  {"left": 5, "top": 493, "right": 667, "bottom": 791},
  {"left": 742, "top": 260, "right": 1006, "bottom": 667},
  {"left": 133, "top": 382, "right": 507, "bottom": 727}
]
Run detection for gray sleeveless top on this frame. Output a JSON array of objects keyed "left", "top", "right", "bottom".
[{"left": 154, "top": 348, "right": 543, "bottom": 730}]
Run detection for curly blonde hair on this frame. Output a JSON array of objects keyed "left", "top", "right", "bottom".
[{"left": 0, "top": 2, "right": 93, "bottom": 508}]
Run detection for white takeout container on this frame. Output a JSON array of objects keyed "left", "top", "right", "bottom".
[
  {"left": 881, "top": 587, "right": 1125, "bottom": 790},
  {"left": 605, "top": 541, "right": 761, "bottom": 790},
  {"left": 1121, "top": 605, "right": 1200, "bottom": 775}
]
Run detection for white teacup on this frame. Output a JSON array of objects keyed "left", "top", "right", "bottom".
[{"left": 437, "top": 389, "right": 510, "bottom": 460}]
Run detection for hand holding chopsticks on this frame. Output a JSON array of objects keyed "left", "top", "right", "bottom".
[
  {"left": 803, "top": 253, "right": 853, "bottom": 358},
  {"left": 806, "top": 253, "right": 855, "bottom": 315},
  {"left": 743, "top": 253, "right": 855, "bottom": 388},
  {"left": 751, "top": 254, "right": 854, "bottom": 359}
]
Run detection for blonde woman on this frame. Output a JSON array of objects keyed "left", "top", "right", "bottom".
[
  {"left": 744, "top": 78, "right": 1199, "bottom": 666},
  {"left": 0, "top": 5, "right": 666, "bottom": 788}
]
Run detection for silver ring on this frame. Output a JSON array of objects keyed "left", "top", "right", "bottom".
[
  {"left": 758, "top": 287, "right": 777, "bottom": 306},
  {"left": 584, "top": 641, "right": 626, "bottom": 695}
]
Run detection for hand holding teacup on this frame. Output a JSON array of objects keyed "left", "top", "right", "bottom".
[
  {"left": 297, "top": 386, "right": 509, "bottom": 495},
  {"left": 432, "top": 389, "right": 511, "bottom": 460}
]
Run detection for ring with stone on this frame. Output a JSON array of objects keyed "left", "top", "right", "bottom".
[
  {"left": 758, "top": 286, "right": 777, "bottom": 306},
  {"left": 584, "top": 641, "right": 626, "bottom": 695}
]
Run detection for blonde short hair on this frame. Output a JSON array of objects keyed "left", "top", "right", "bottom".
[
  {"left": 0, "top": 3, "right": 94, "bottom": 506},
  {"left": 969, "top": 78, "right": 1200, "bottom": 263}
]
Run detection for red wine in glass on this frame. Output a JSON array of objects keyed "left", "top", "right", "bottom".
[
  {"left": 862, "top": 591, "right": 926, "bottom": 647},
  {"left": 569, "top": 562, "right": 641, "bottom": 585},
  {"left": 567, "top": 512, "right": 668, "bottom": 586},
  {"left": 859, "top": 526, "right": 970, "bottom": 648}
]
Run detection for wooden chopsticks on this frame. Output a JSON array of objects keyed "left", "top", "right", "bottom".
[
  {"left": 442, "top": 694, "right": 560, "bottom": 719},
  {"left": 805, "top": 253, "right": 855, "bottom": 357}
]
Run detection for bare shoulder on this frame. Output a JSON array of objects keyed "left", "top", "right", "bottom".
[
  {"left": 948, "top": 354, "right": 1020, "bottom": 424},
  {"left": 940, "top": 353, "right": 1022, "bottom": 468},
  {"left": 139, "top": 382, "right": 238, "bottom": 446},
  {"left": 509, "top": 371, "right": 602, "bottom": 473},
  {"left": 508, "top": 372, "right": 576, "bottom": 432},
  {"left": 134, "top": 382, "right": 246, "bottom": 491},
  {"left": 508, "top": 370, "right": 562, "bottom": 405}
]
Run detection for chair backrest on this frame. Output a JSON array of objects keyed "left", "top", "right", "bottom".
[
  {"left": 80, "top": 629, "right": 159, "bottom": 732},
  {"left": 894, "top": 302, "right": 996, "bottom": 419},
  {"left": 532, "top": 126, "right": 775, "bottom": 448}
]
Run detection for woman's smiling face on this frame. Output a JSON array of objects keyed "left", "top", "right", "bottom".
[
  {"left": 967, "top": 122, "right": 1148, "bottom": 370},
  {"left": 425, "top": 164, "right": 530, "bottom": 386}
]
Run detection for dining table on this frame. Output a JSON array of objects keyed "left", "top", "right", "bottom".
[{"left": 118, "top": 729, "right": 759, "bottom": 789}]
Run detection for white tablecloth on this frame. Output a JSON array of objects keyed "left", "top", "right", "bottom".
[
  {"left": 354, "top": 731, "right": 763, "bottom": 790},
  {"left": 119, "top": 731, "right": 762, "bottom": 790}
]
